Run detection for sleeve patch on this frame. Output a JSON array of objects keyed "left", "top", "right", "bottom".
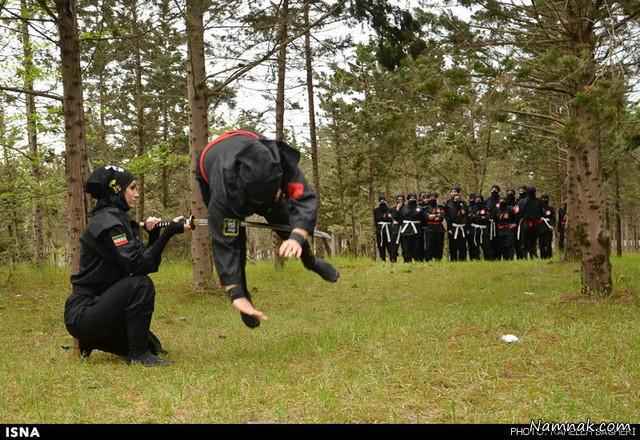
[
  {"left": 223, "top": 218, "right": 240, "bottom": 237},
  {"left": 112, "top": 233, "right": 129, "bottom": 247},
  {"left": 287, "top": 182, "right": 304, "bottom": 200}
]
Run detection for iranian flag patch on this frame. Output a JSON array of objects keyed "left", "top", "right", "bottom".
[{"left": 112, "top": 233, "right": 129, "bottom": 247}]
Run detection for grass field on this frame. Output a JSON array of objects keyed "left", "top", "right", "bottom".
[{"left": 1, "top": 255, "right": 639, "bottom": 423}]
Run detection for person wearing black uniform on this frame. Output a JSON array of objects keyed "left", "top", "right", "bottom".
[
  {"left": 539, "top": 194, "right": 556, "bottom": 259},
  {"left": 445, "top": 188, "right": 468, "bottom": 261},
  {"left": 467, "top": 193, "right": 481, "bottom": 260},
  {"left": 424, "top": 192, "right": 446, "bottom": 261},
  {"left": 398, "top": 193, "right": 422, "bottom": 262},
  {"left": 558, "top": 203, "right": 567, "bottom": 251},
  {"left": 469, "top": 194, "right": 491, "bottom": 260},
  {"left": 373, "top": 195, "right": 394, "bottom": 261},
  {"left": 196, "top": 130, "right": 339, "bottom": 328},
  {"left": 417, "top": 192, "right": 430, "bottom": 262},
  {"left": 517, "top": 186, "right": 543, "bottom": 259},
  {"left": 513, "top": 186, "right": 528, "bottom": 259},
  {"left": 64, "top": 165, "right": 186, "bottom": 367},
  {"left": 493, "top": 197, "right": 517, "bottom": 260},
  {"left": 389, "top": 194, "right": 404, "bottom": 262},
  {"left": 485, "top": 185, "right": 501, "bottom": 261}
]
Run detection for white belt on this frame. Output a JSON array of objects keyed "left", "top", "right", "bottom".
[
  {"left": 517, "top": 219, "right": 523, "bottom": 240},
  {"left": 397, "top": 220, "right": 420, "bottom": 243},
  {"left": 471, "top": 223, "right": 486, "bottom": 246},
  {"left": 377, "top": 222, "right": 392, "bottom": 243},
  {"left": 542, "top": 218, "right": 553, "bottom": 231},
  {"left": 452, "top": 223, "right": 466, "bottom": 240}
]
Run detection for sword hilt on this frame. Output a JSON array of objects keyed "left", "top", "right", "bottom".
[{"left": 139, "top": 215, "right": 195, "bottom": 231}]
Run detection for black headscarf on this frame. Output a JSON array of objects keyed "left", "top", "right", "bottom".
[{"left": 85, "top": 165, "right": 136, "bottom": 213}]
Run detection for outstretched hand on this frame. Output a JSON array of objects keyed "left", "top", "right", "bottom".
[
  {"left": 278, "top": 239, "right": 302, "bottom": 258},
  {"left": 232, "top": 297, "right": 268, "bottom": 321}
]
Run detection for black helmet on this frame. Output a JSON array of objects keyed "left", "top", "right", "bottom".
[{"left": 85, "top": 165, "right": 135, "bottom": 199}]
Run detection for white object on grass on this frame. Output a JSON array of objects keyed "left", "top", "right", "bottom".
[{"left": 500, "top": 334, "right": 520, "bottom": 343}]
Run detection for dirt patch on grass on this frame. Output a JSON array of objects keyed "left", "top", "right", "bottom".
[{"left": 558, "top": 288, "right": 636, "bottom": 305}]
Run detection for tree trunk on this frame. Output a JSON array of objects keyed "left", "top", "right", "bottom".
[
  {"left": 564, "top": 145, "right": 581, "bottom": 261},
  {"left": 275, "top": 0, "right": 289, "bottom": 142},
  {"left": 569, "top": 94, "right": 612, "bottom": 296},
  {"left": 0, "top": 98, "right": 21, "bottom": 264},
  {"left": 614, "top": 161, "right": 622, "bottom": 257},
  {"left": 132, "top": 0, "right": 145, "bottom": 223},
  {"left": 21, "top": 0, "right": 45, "bottom": 265},
  {"left": 186, "top": 0, "right": 214, "bottom": 291},
  {"left": 161, "top": 103, "right": 169, "bottom": 208},
  {"left": 55, "top": 0, "right": 88, "bottom": 273},
  {"left": 273, "top": 0, "right": 289, "bottom": 270},
  {"left": 303, "top": 0, "right": 328, "bottom": 257}
]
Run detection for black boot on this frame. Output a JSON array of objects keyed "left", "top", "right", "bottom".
[
  {"left": 311, "top": 258, "right": 340, "bottom": 283},
  {"left": 128, "top": 351, "right": 173, "bottom": 367},
  {"left": 300, "top": 242, "right": 340, "bottom": 283},
  {"left": 240, "top": 291, "right": 260, "bottom": 329},
  {"left": 148, "top": 331, "right": 168, "bottom": 356},
  {"left": 79, "top": 341, "right": 93, "bottom": 359}
]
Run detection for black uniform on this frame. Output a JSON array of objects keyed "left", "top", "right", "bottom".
[
  {"left": 196, "top": 130, "right": 339, "bottom": 328},
  {"left": 485, "top": 187, "right": 501, "bottom": 260},
  {"left": 467, "top": 195, "right": 481, "bottom": 261},
  {"left": 514, "top": 187, "right": 528, "bottom": 259},
  {"left": 64, "top": 166, "right": 183, "bottom": 366},
  {"left": 398, "top": 195, "right": 422, "bottom": 263},
  {"left": 517, "top": 187, "right": 543, "bottom": 259},
  {"left": 424, "top": 196, "right": 446, "bottom": 261},
  {"left": 470, "top": 200, "right": 492, "bottom": 260},
  {"left": 373, "top": 199, "right": 394, "bottom": 261},
  {"left": 493, "top": 200, "right": 517, "bottom": 260},
  {"left": 389, "top": 197, "right": 404, "bottom": 262},
  {"left": 416, "top": 194, "right": 430, "bottom": 262},
  {"left": 539, "top": 196, "right": 556, "bottom": 259},
  {"left": 558, "top": 203, "right": 567, "bottom": 251},
  {"left": 445, "top": 197, "right": 469, "bottom": 261}
]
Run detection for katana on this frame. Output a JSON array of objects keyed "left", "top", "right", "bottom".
[{"left": 140, "top": 215, "right": 332, "bottom": 240}]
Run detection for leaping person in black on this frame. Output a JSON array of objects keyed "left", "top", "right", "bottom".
[{"left": 196, "top": 130, "right": 339, "bottom": 328}]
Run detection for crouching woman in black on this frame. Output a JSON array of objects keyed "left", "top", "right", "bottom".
[{"left": 64, "top": 165, "right": 187, "bottom": 367}]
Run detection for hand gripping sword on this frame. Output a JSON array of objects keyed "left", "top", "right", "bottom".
[{"left": 140, "top": 215, "right": 332, "bottom": 240}]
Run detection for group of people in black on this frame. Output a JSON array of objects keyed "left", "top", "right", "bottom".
[{"left": 373, "top": 184, "right": 567, "bottom": 263}]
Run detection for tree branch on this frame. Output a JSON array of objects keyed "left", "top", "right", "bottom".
[
  {"left": 34, "top": 0, "right": 57, "bottom": 23},
  {"left": 507, "top": 120, "right": 559, "bottom": 137},
  {"left": 205, "top": 3, "right": 340, "bottom": 97},
  {"left": 499, "top": 109, "right": 565, "bottom": 126},
  {"left": 0, "top": 85, "right": 62, "bottom": 101}
]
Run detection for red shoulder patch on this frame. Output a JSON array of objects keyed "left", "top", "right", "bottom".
[{"left": 287, "top": 182, "right": 304, "bottom": 200}]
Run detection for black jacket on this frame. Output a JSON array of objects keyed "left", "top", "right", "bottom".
[{"left": 197, "top": 131, "right": 317, "bottom": 287}]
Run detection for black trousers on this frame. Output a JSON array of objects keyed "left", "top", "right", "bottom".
[
  {"left": 448, "top": 230, "right": 467, "bottom": 261},
  {"left": 400, "top": 234, "right": 421, "bottom": 262},
  {"left": 467, "top": 228, "right": 481, "bottom": 260},
  {"left": 539, "top": 228, "right": 553, "bottom": 259},
  {"left": 66, "top": 276, "right": 156, "bottom": 357},
  {"left": 424, "top": 227, "right": 445, "bottom": 261},
  {"left": 558, "top": 227, "right": 565, "bottom": 251},
  {"left": 520, "top": 221, "right": 539, "bottom": 259},
  {"left": 376, "top": 229, "right": 395, "bottom": 262},
  {"left": 495, "top": 230, "right": 515, "bottom": 260}
]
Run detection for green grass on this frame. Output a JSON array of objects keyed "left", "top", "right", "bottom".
[{"left": 1, "top": 255, "right": 639, "bottom": 423}]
